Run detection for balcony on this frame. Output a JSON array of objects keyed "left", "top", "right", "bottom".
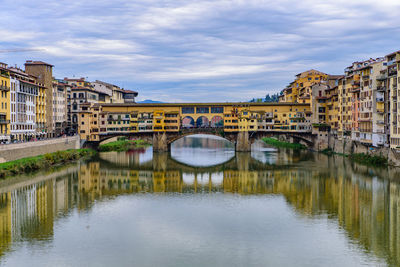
[
  {"left": 376, "top": 74, "right": 387, "bottom": 81},
  {"left": 389, "top": 69, "right": 397, "bottom": 76},
  {"left": 0, "top": 85, "right": 10, "bottom": 91},
  {"left": 377, "top": 86, "right": 386, "bottom": 91},
  {"left": 0, "top": 119, "right": 10, "bottom": 124},
  {"left": 362, "top": 75, "right": 370, "bottom": 80},
  {"left": 376, "top": 98, "right": 384, "bottom": 102},
  {"left": 377, "top": 120, "right": 385, "bottom": 125}
]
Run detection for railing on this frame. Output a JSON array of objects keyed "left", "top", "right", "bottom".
[
  {"left": 0, "top": 120, "right": 10, "bottom": 124},
  {"left": 377, "top": 86, "right": 386, "bottom": 91},
  {"left": 376, "top": 98, "right": 384, "bottom": 102}
]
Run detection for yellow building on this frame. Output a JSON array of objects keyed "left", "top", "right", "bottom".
[
  {"left": 388, "top": 50, "right": 400, "bottom": 148},
  {"left": 238, "top": 109, "right": 258, "bottom": 131},
  {"left": 36, "top": 83, "right": 47, "bottom": 137},
  {"left": 0, "top": 63, "right": 10, "bottom": 142},
  {"left": 130, "top": 111, "right": 139, "bottom": 133},
  {"left": 78, "top": 102, "right": 312, "bottom": 142},
  {"left": 280, "top": 69, "right": 329, "bottom": 104},
  {"left": 153, "top": 110, "right": 165, "bottom": 131}
]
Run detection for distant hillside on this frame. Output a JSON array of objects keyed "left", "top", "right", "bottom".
[{"left": 138, "top": 99, "right": 163, "bottom": 103}]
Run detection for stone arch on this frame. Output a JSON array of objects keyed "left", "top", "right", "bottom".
[
  {"left": 182, "top": 116, "right": 195, "bottom": 128},
  {"left": 196, "top": 116, "right": 209, "bottom": 128},
  {"left": 211, "top": 115, "right": 223, "bottom": 128},
  {"left": 249, "top": 132, "right": 314, "bottom": 148}
]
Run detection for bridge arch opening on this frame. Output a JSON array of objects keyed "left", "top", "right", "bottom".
[
  {"left": 211, "top": 115, "right": 223, "bottom": 128},
  {"left": 196, "top": 116, "right": 209, "bottom": 128},
  {"left": 170, "top": 134, "right": 235, "bottom": 167},
  {"left": 182, "top": 116, "right": 195, "bottom": 128}
]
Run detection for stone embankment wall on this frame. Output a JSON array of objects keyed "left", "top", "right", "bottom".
[
  {"left": 274, "top": 132, "right": 400, "bottom": 167},
  {"left": 324, "top": 134, "right": 400, "bottom": 167},
  {"left": 0, "top": 136, "right": 80, "bottom": 163}
]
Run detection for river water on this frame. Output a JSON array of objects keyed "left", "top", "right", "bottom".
[{"left": 0, "top": 135, "right": 399, "bottom": 266}]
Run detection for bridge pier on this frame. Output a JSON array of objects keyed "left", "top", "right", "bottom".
[
  {"left": 153, "top": 132, "right": 168, "bottom": 152},
  {"left": 236, "top": 131, "right": 251, "bottom": 152}
]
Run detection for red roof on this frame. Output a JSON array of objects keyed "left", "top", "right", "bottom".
[
  {"left": 25, "top": 60, "right": 54, "bottom": 67},
  {"left": 122, "top": 89, "right": 138, "bottom": 94}
]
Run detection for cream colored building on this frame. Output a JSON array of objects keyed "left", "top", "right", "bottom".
[{"left": 387, "top": 50, "right": 400, "bottom": 149}]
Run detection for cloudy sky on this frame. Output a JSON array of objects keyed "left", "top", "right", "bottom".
[{"left": 0, "top": 0, "right": 399, "bottom": 102}]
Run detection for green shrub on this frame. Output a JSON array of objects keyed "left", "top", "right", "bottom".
[
  {"left": 0, "top": 148, "right": 96, "bottom": 179},
  {"left": 350, "top": 153, "right": 387, "bottom": 166},
  {"left": 321, "top": 148, "right": 334, "bottom": 155},
  {"left": 262, "top": 137, "right": 306, "bottom": 150},
  {"left": 99, "top": 139, "right": 150, "bottom": 152}
]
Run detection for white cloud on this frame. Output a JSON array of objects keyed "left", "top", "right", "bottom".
[{"left": 0, "top": 0, "right": 399, "bottom": 101}]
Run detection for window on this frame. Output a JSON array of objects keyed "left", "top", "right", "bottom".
[
  {"left": 196, "top": 107, "right": 209, "bottom": 113},
  {"left": 182, "top": 107, "right": 195, "bottom": 114},
  {"left": 211, "top": 107, "right": 223, "bottom": 113}
]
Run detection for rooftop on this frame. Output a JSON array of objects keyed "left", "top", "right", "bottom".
[{"left": 25, "top": 60, "right": 54, "bottom": 67}]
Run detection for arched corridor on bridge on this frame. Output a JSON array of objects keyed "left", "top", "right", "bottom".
[
  {"left": 182, "top": 116, "right": 195, "bottom": 128},
  {"left": 196, "top": 116, "right": 209, "bottom": 127}
]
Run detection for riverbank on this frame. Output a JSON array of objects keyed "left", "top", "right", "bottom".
[
  {"left": 0, "top": 148, "right": 96, "bottom": 178},
  {"left": 262, "top": 137, "right": 391, "bottom": 167},
  {"left": 0, "top": 136, "right": 80, "bottom": 163},
  {"left": 99, "top": 139, "right": 151, "bottom": 152}
]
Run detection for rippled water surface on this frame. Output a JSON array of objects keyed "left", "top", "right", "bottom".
[{"left": 0, "top": 135, "right": 399, "bottom": 267}]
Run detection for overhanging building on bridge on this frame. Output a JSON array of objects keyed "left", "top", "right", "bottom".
[{"left": 78, "top": 102, "right": 314, "bottom": 151}]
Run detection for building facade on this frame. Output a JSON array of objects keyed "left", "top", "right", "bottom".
[
  {"left": 0, "top": 63, "right": 10, "bottom": 143},
  {"left": 8, "top": 67, "right": 38, "bottom": 141},
  {"left": 24, "top": 61, "right": 54, "bottom": 138}
]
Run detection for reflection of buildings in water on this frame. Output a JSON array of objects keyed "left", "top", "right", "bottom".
[
  {"left": 76, "top": 161, "right": 400, "bottom": 265},
  {"left": 172, "top": 135, "right": 234, "bottom": 150},
  {"left": 0, "top": 176, "right": 72, "bottom": 257},
  {"left": 99, "top": 149, "right": 153, "bottom": 167},
  {"left": 0, "top": 192, "right": 11, "bottom": 257},
  {"left": 0, "top": 156, "right": 399, "bottom": 265},
  {"left": 251, "top": 149, "right": 277, "bottom": 165}
]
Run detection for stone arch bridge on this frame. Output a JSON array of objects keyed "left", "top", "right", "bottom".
[{"left": 88, "top": 128, "right": 316, "bottom": 152}]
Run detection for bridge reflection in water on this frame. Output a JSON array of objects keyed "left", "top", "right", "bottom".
[{"left": 0, "top": 145, "right": 400, "bottom": 265}]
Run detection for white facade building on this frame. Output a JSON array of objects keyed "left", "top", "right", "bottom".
[{"left": 9, "top": 68, "right": 38, "bottom": 141}]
